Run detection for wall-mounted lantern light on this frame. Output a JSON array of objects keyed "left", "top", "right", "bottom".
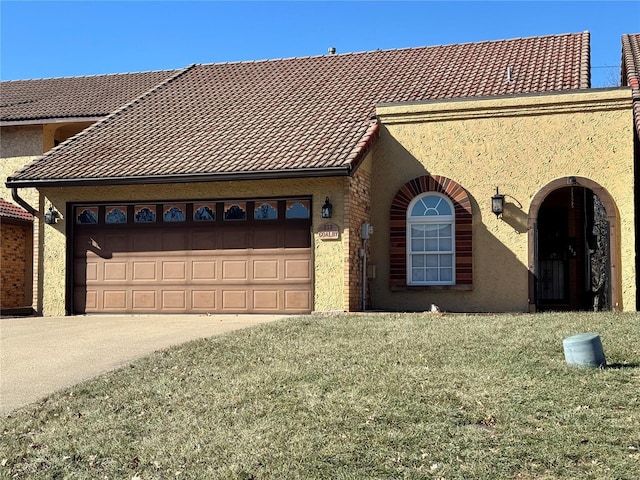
[
  {"left": 44, "top": 204, "right": 60, "bottom": 225},
  {"left": 491, "top": 187, "right": 505, "bottom": 218},
  {"left": 321, "top": 197, "right": 333, "bottom": 219}
]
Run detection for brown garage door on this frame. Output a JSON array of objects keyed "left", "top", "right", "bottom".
[{"left": 73, "top": 199, "right": 312, "bottom": 314}]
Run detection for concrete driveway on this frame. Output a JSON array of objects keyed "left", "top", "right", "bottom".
[{"left": 0, "top": 314, "right": 286, "bottom": 417}]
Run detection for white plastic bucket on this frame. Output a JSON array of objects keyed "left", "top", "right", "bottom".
[{"left": 563, "top": 333, "right": 606, "bottom": 368}]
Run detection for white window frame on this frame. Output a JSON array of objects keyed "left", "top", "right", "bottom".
[{"left": 406, "top": 192, "right": 455, "bottom": 286}]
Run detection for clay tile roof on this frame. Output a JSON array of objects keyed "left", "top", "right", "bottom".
[
  {"left": 0, "top": 198, "right": 33, "bottom": 221},
  {"left": 0, "top": 69, "right": 180, "bottom": 122},
  {"left": 6, "top": 32, "right": 590, "bottom": 187},
  {"left": 622, "top": 33, "right": 640, "bottom": 138}
]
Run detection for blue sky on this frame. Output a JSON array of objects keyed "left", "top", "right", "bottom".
[{"left": 1, "top": 1, "right": 639, "bottom": 87}]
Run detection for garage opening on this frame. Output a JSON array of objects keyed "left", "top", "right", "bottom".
[{"left": 72, "top": 198, "right": 312, "bottom": 314}]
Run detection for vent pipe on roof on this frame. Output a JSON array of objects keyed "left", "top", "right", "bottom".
[
  {"left": 506, "top": 66, "right": 514, "bottom": 83},
  {"left": 328, "top": 47, "right": 336, "bottom": 55}
]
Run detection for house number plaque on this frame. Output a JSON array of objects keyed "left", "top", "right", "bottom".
[{"left": 318, "top": 223, "right": 340, "bottom": 240}]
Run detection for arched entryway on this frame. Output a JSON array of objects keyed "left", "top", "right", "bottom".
[{"left": 528, "top": 177, "right": 621, "bottom": 312}]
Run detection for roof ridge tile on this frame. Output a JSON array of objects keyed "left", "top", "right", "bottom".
[
  {"left": 195, "top": 31, "right": 590, "bottom": 69},
  {"left": 1, "top": 68, "right": 181, "bottom": 84},
  {"left": 621, "top": 33, "right": 640, "bottom": 139}
]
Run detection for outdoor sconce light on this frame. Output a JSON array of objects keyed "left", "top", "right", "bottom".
[
  {"left": 44, "top": 204, "right": 60, "bottom": 225},
  {"left": 321, "top": 197, "right": 333, "bottom": 219},
  {"left": 491, "top": 187, "right": 505, "bottom": 218}
]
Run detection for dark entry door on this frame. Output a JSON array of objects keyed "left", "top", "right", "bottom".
[
  {"left": 537, "top": 205, "right": 570, "bottom": 306},
  {"left": 536, "top": 187, "right": 610, "bottom": 311}
]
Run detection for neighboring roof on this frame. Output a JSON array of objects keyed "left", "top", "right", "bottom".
[
  {"left": 622, "top": 33, "right": 640, "bottom": 138},
  {"left": 6, "top": 32, "right": 591, "bottom": 188},
  {"left": 0, "top": 69, "right": 180, "bottom": 123},
  {"left": 0, "top": 198, "right": 33, "bottom": 222}
]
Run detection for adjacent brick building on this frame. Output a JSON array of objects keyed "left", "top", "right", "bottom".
[{"left": 0, "top": 199, "right": 33, "bottom": 312}]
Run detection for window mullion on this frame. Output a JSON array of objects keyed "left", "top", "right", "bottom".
[{"left": 406, "top": 193, "right": 456, "bottom": 286}]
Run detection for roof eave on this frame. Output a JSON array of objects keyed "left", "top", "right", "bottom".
[
  {"left": 0, "top": 214, "right": 34, "bottom": 224},
  {"left": 0, "top": 116, "right": 105, "bottom": 127},
  {"left": 6, "top": 166, "right": 353, "bottom": 189},
  {"left": 344, "top": 120, "right": 380, "bottom": 173}
]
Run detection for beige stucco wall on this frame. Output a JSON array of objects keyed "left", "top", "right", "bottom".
[
  {"left": 43, "top": 122, "right": 95, "bottom": 152},
  {"left": 1, "top": 125, "right": 42, "bottom": 158},
  {"left": 39, "top": 176, "right": 349, "bottom": 316},
  {"left": 1, "top": 125, "right": 42, "bottom": 243},
  {"left": 371, "top": 88, "right": 635, "bottom": 312},
  {"left": 0, "top": 156, "right": 39, "bottom": 207},
  {"left": 2, "top": 122, "right": 101, "bottom": 313}
]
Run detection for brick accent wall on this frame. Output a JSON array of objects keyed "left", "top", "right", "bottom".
[
  {"left": 344, "top": 166, "right": 372, "bottom": 310},
  {"left": 390, "top": 175, "right": 472, "bottom": 289},
  {"left": 1, "top": 221, "right": 32, "bottom": 309}
]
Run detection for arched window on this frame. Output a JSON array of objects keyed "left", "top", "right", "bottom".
[
  {"left": 407, "top": 193, "right": 455, "bottom": 285},
  {"left": 389, "top": 175, "right": 472, "bottom": 290}
]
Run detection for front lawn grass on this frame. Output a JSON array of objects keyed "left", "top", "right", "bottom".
[{"left": 1, "top": 312, "right": 639, "bottom": 479}]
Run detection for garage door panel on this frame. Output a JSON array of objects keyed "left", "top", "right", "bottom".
[
  {"left": 222, "top": 260, "right": 248, "bottom": 280},
  {"left": 192, "top": 231, "right": 216, "bottom": 250},
  {"left": 103, "top": 233, "right": 129, "bottom": 253},
  {"left": 76, "top": 235, "right": 114, "bottom": 259},
  {"left": 133, "top": 233, "right": 159, "bottom": 252},
  {"left": 192, "top": 290, "right": 216, "bottom": 309},
  {"left": 162, "top": 290, "right": 186, "bottom": 310},
  {"left": 222, "top": 290, "right": 247, "bottom": 311},
  {"left": 254, "top": 229, "right": 279, "bottom": 249},
  {"left": 104, "top": 262, "right": 127, "bottom": 281},
  {"left": 133, "top": 290, "right": 156, "bottom": 309},
  {"left": 284, "top": 290, "right": 311, "bottom": 311},
  {"left": 221, "top": 230, "right": 249, "bottom": 249},
  {"left": 76, "top": 288, "right": 98, "bottom": 311},
  {"left": 74, "top": 199, "right": 312, "bottom": 314},
  {"left": 285, "top": 228, "right": 311, "bottom": 248},
  {"left": 253, "top": 260, "right": 279, "bottom": 280},
  {"left": 253, "top": 290, "right": 279, "bottom": 310},
  {"left": 76, "top": 255, "right": 312, "bottom": 314},
  {"left": 285, "top": 259, "right": 311, "bottom": 280},
  {"left": 162, "top": 231, "right": 188, "bottom": 250},
  {"left": 163, "top": 261, "right": 187, "bottom": 280},
  {"left": 74, "top": 234, "right": 98, "bottom": 258},
  {"left": 133, "top": 262, "right": 157, "bottom": 281},
  {"left": 104, "top": 290, "right": 127, "bottom": 310},
  {"left": 192, "top": 260, "right": 217, "bottom": 280},
  {"left": 79, "top": 261, "right": 98, "bottom": 282}
]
